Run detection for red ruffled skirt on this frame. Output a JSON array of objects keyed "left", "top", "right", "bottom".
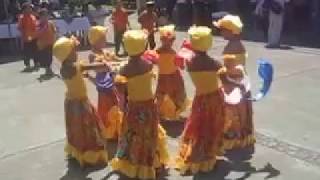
[{"left": 176, "top": 90, "right": 225, "bottom": 174}]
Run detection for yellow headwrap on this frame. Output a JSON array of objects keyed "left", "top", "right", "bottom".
[
  {"left": 88, "top": 26, "right": 107, "bottom": 45},
  {"left": 123, "top": 30, "right": 148, "bottom": 56},
  {"left": 188, "top": 26, "right": 213, "bottom": 52},
  {"left": 213, "top": 15, "right": 243, "bottom": 35},
  {"left": 159, "top": 24, "right": 175, "bottom": 39},
  {"left": 53, "top": 36, "right": 78, "bottom": 63}
]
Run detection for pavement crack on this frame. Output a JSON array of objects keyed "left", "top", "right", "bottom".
[
  {"left": 256, "top": 132, "right": 320, "bottom": 167},
  {"left": 0, "top": 138, "right": 65, "bottom": 161}
]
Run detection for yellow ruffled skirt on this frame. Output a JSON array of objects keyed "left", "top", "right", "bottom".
[{"left": 65, "top": 143, "right": 108, "bottom": 167}]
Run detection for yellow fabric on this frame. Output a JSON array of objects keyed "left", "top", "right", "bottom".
[
  {"left": 156, "top": 125, "right": 170, "bottom": 165},
  {"left": 123, "top": 30, "right": 148, "bottom": 56},
  {"left": 159, "top": 24, "right": 175, "bottom": 38},
  {"left": 158, "top": 51, "right": 178, "bottom": 74},
  {"left": 93, "top": 51, "right": 115, "bottom": 62},
  {"left": 63, "top": 63, "right": 87, "bottom": 100},
  {"left": 111, "top": 125, "right": 169, "bottom": 180},
  {"left": 175, "top": 157, "right": 217, "bottom": 175},
  {"left": 127, "top": 71, "right": 154, "bottom": 101},
  {"left": 223, "top": 53, "right": 247, "bottom": 66},
  {"left": 111, "top": 159, "right": 156, "bottom": 179},
  {"left": 223, "top": 135, "right": 256, "bottom": 150},
  {"left": 188, "top": 26, "right": 213, "bottom": 52},
  {"left": 64, "top": 143, "right": 108, "bottom": 167},
  {"left": 160, "top": 95, "right": 191, "bottom": 120},
  {"left": 114, "top": 74, "right": 128, "bottom": 84},
  {"left": 53, "top": 36, "right": 75, "bottom": 62},
  {"left": 213, "top": 15, "right": 243, "bottom": 35},
  {"left": 189, "top": 71, "right": 221, "bottom": 96},
  {"left": 88, "top": 26, "right": 107, "bottom": 45},
  {"left": 101, "top": 106, "right": 123, "bottom": 139}
]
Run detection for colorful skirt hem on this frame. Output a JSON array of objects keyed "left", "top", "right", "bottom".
[{"left": 64, "top": 143, "right": 108, "bottom": 167}]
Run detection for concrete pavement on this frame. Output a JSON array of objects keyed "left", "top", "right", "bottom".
[{"left": 0, "top": 28, "right": 320, "bottom": 179}]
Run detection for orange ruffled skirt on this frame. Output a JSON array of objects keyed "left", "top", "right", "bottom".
[
  {"left": 64, "top": 98, "right": 108, "bottom": 167},
  {"left": 111, "top": 99, "right": 169, "bottom": 180},
  {"left": 97, "top": 88, "right": 123, "bottom": 140},
  {"left": 175, "top": 90, "right": 225, "bottom": 174},
  {"left": 223, "top": 90, "right": 255, "bottom": 150},
  {"left": 157, "top": 70, "right": 190, "bottom": 120}
]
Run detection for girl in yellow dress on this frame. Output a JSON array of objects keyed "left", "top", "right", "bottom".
[
  {"left": 53, "top": 36, "right": 109, "bottom": 167},
  {"left": 111, "top": 30, "right": 169, "bottom": 180},
  {"left": 87, "top": 26, "right": 123, "bottom": 140},
  {"left": 214, "top": 15, "right": 255, "bottom": 150},
  {"left": 175, "top": 26, "right": 226, "bottom": 175},
  {"left": 156, "top": 25, "right": 189, "bottom": 121}
]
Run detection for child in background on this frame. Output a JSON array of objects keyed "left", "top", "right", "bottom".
[
  {"left": 111, "top": 30, "right": 169, "bottom": 179},
  {"left": 36, "top": 8, "right": 56, "bottom": 76},
  {"left": 175, "top": 26, "right": 226, "bottom": 175},
  {"left": 138, "top": 1, "right": 158, "bottom": 50},
  {"left": 53, "top": 36, "right": 109, "bottom": 167},
  {"left": 87, "top": 26, "right": 123, "bottom": 140},
  {"left": 18, "top": 2, "right": 39, "bottom": 71},
  {"left": 111, "top": 0, "right": 130, "bottom": 56},
  {"left": 156, "top": 25, "right": 189, "bottom": 121},
  {"left": 213, "top": 15, "right": 255, "bottom": 150}
]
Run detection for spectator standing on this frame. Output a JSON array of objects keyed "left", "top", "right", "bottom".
[
  {"left": 138, "top": 1, "right": 158, "bottom": 50},
  {"left": 111, "top": 0, "right": 130, "bottom": 56},
  {"left": 88, "top": 2, "right": 109, "bottom": 26},
  {"left": 192, "top": 0, "right": 212, "bottom": 27},
  {"left": 18, "top": 2, "right": 39, "bottom": 72},
  {"left": 35, "top": 8, "right": 56, "bottom": 76},
  {"left": 176, "top": 0, "right": 192, "bottom": 30},
  {"left": 254, "top": 0, "right": 269, "bottom": 40},
  {"left": 257, "top": 0, "right": 289, "bottom": 48}
]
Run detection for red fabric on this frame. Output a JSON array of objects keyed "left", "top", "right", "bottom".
[
  {"left": 183, "top": 90, "right": 225, "bottom": 143},
  {"left": 112, "top": 8, "right": 129, "bottom": 32},
  {"left": 18, "top": 14, "right": 37, "bottom": 42},
  {"left": 65, "top": 99, "right": 105, "bottom": 152},
  {"left": 141, "top": 50, "right": 159, "bottom": 64},
  {"left": 138, "top": 11, "right": 157, "bottom": 33},
  {"left": 175, "top": 40, "right": 195, "bottom": 68},
  {"left": 97, "top": 88, "right": 119, "bottom": 128}
]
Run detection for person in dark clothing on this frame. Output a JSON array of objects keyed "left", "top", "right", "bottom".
[
  {"left": 192, "top": 0, "right": 212, "bottom": 27},
  {"left": 167, "top": 0, "right": 177, "bottom": 22}
]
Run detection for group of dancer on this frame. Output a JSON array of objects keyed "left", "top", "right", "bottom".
[{"left": 52, "top": 14, "right": 255, "bottom": 179}]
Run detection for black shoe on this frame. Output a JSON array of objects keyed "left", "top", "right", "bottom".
[{"left": 22, "top": 66, "right": 33, "bottom": 73}]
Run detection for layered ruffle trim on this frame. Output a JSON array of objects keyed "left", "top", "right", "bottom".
[
  {"left": 223, "top": 134, "right": 256, "bottom": 150},
  {"left": 65, "top": 143, "right": 108, "bottom": 167},
  {"left": 175, "top": 157, "right": 217, "bottom": 175},
  {"left": 159, "top": 95, "right": 191, "bottom": 121}
]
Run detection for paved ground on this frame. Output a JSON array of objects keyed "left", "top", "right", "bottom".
[{"left": 1, "top": 16, "right": 320, "bottom": 179}]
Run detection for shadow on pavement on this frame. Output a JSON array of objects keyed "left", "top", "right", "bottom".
[
  {"left": 190, "top": 146, "right": 280, "bottom": 179},
  {"left": 160, "top": 120, "right": 185, "bottom": 138},
  {"left": 60, "top": 158, "right": 105, "bottom": 180}
]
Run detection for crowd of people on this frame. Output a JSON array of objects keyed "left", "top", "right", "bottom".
[
  {"left": 18, "top": 2, "right": 56, "bottom": 77},
  {"left": 46, "top": 0, "right": 257, "bottom": 179}
]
